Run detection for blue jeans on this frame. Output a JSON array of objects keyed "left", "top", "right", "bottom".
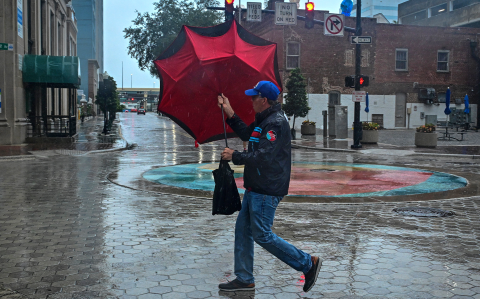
[{"left": 234, "top": 190, "right": 312, "bottom": 284}]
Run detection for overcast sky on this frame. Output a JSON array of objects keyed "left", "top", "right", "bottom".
[{"left": 104, "top": 0, "right": 342, "bottom": 89}]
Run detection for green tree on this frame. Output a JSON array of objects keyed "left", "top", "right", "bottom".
[
  {"left": 283, "top": 68, "right": 310, "bottom": 130},
  {"left": 124, "top": 0, "right": 223, "bottom": 77},
  {"left": 96, "top": 76, "right": 121, "bottom": 129}
]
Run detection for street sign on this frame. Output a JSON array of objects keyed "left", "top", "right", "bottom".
[
  {"left": 275, "top": 2, "right": 297, "bottom": 26},
  {"left": 350, "top": 36, "right": 372, "bottom": 44},
  {"left": 247, "top": 2, "right": 262, "bottom": 22},
  {"left": 324, "top": 14, "right": 344, "bottom": 36},
  {"left": 0, "top": 43, "right": 8, "bottom": 51},
  {"left": 352, "top": 91, "right": 366, "bottom": 102}
]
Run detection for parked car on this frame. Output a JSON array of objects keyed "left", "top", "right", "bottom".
[
  {"left": 137, "top": 108, "right": 146, "bottom": 115},
  {"left": 131, "top": 108, "right": 138, "bottom": 112}
]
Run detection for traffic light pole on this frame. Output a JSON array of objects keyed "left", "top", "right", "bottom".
[{"left": 352, "top": 0, "right": 362, "bottom": 149}]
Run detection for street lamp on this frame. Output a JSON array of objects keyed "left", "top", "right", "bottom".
[{"left": 131, "top": 74, "right": 133, "bottom": 88}]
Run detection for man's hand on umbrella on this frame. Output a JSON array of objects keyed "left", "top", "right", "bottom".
[
  {"left": 221, "top": 148, "right": 235, "bottom": 161},
  {"left": 218, "top": 94, "right": 235, "bottom": 118}
]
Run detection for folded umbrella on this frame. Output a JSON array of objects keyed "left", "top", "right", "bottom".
[
  {"left": 464, "top": 94, "right": 470, "bottom": 114},
  {"left": 444, "top": 87, "right": 451, "bottom": 115}
]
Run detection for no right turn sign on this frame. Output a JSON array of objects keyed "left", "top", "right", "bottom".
[{"left": 324, "top": 14, "right": 344, "bottom": 36}]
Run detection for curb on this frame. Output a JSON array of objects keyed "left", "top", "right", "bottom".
[
  {"left": 292, "top": 144, "right": 359, "bottom": 153},
  {"left": 293, "top": 143, "right": 480, "bottom": 158},
  {"left": 86, "top": 122, "right": 131, "bottom": 155},
  {"left": 0, "top": 155, "right": 36, "bottom": 161}
]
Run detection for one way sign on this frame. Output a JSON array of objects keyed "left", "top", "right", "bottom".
[{"left": 350, "top": 36, "right": 372, "bottom": 44}]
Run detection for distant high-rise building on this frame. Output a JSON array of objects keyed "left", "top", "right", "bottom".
[
  {"left": 72, "top": 0, "right": 104, "bottom": 106},
  {"left": 351, "top": 0, "right": 408, "bottom": 23}
]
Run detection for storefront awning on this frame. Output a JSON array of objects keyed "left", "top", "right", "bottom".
[{"left": 22, "top": 55, "right": 81, "bottom": 88}]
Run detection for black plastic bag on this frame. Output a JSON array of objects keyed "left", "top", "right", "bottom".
[{"left": 212, "top": 159, "right": 242, "bottom": 215}]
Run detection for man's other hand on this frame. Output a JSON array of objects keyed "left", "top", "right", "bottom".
[{"left": 221, "top": 147, "right": 235, "bottom": 161}]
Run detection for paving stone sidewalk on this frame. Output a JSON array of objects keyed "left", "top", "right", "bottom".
[{"left": 0, "top": 116, "right": 127, "bottom": 158}]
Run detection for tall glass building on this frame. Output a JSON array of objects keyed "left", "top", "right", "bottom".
[
  {"left": 351, "top": 0, "right": 408, "bottom": 23},
  {"left": 72, "top": 0, "right": 104, "bottom": 103}
]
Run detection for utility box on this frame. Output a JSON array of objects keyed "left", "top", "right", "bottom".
[
  {"left": 334, "top": 105, "right": 348, "bottom": 139},
  {"left": 425, "top": 115, "right": 437, "bottom": 126},
  {"left": 328, "top": 93, "right": 341, "bottom": 137}
]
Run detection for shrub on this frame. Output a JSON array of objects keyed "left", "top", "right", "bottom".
[
  {"left": 302, "top": 120, "right": 316, "bottom": 126},
  {"left": 362, "top": 122, "right": 379, "bottom": 130},
  {"left": 416, "top": 123, "right": 436, "bottom": 133}
]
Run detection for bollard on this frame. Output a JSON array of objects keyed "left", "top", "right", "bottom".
[{"left": 322, "top": 110, "right": 327, "bottom": 138}]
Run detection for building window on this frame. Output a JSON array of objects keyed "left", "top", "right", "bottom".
[
  {"left": 401, "top": 10, "right": 427, "bottom": 24},
  {"left": 286, "top": 42, "right": 300, "bottom": 69},
  {"left": 395, "top": 49, "right": 408, "bottom": 71},
  {"left": 437, "top": 50, "right": 449, "bottom": 72},
  {"left": 452, "top": 0, "right": 473, "bottom": 10},
  {"left": 429, "top": 3, "right": 447, "bottom": 17}
]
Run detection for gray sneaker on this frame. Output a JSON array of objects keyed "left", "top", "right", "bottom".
[{"left": 219, "top": 279, "right": 255, "bottom": 291}]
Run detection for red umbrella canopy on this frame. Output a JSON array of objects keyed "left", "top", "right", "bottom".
[{"left": 154, "top": 21, "right": 282, "bottom": 144}]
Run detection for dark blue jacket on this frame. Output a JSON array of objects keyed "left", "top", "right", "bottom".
[{"left": 226, "top": 104, "right": 291, "bottom": 196}]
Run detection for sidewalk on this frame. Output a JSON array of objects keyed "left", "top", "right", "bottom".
[
  {"left": 292, "top": 128, "right": 480, "bottom": 156},
  {"left": 0, "top": 117, "right": 128, "bottom": 158}
]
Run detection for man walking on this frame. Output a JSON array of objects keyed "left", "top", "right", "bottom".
[{"left": 217, "top": 81, "right": 321, "bottom": 293}]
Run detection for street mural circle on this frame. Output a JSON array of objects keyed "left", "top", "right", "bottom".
[{"left": 142, "top": 162, "right": 467, "bottom": 197}]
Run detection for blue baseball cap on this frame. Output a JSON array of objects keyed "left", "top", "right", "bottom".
[{"left": 245, "top": 81, "right": 280, "bottom": 101}]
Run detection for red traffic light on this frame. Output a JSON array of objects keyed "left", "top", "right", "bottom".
[{"left": 306, "top": 2, "right": 314, "bottom": 11}]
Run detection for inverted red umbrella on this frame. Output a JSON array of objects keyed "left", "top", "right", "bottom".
[{"left": 153, "top": 20, "right": 282, "bottom": 144}]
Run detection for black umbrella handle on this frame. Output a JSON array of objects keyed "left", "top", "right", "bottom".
[{"left": 221, "top": 105, "right": 229, "bottom": 148}]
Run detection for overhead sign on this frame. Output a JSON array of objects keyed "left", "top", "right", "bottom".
[
  {"left": 17, "top": 0, "right": 23, "bottom": 38},
  {"left": 324, "top": 14, "right": 344, "bottom": 36},
  {"left": 351, "top": 36, "right": 372, "bottom": 44},
  {"left": 275, "top": 2, "right": 297, "bottom": 26},
  {"left": 247, "top": 2, "right": 262, "bottom": 22},
  {"left": 352, "top": 91, "right": 366, "bottom": 102}
]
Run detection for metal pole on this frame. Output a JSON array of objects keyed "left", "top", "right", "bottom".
[
  {"left": 122, "top": 61, "right": 123, "bottom": 90},
  {"left": 351, "top": 0, "right": 363, "bottom": 149},
  {"left": 323, "top": 110, "right": 328, "bottom": 138},
  {"left": 221, "top": 105, "right": 229, "bottom": 148}
]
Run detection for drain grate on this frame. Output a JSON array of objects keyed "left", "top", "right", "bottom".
[
  {"left": 310, "top": 169, "right": 337, "bottom": 172},
  {"left": 393, "top": 207, "right": 455, "bottom": 217}
]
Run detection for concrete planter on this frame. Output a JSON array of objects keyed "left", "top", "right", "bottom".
[
  {"left": 301, "top": 124, "right": 316, "bottom": 135},
  {"left": 360, "top": 130, "right": 378, "bottom": 144},
  {"left": 415, "top": 132, "right": 437, "bottom": 148}
]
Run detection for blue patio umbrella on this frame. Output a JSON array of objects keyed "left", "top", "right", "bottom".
[
  {"left": 341, "top": 0, "right": 353, "bottom": 16},
  {"left": 365, "top": 92, "right": 370, "bottom": 113},
  {"left": 444, "top": 88, "right": 451, "bottom": 115},
  {"left": 464, "top": 94, "right": 470, "bottom": 114}
]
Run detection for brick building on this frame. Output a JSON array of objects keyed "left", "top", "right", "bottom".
[{"left": 239, "top": 5, "right": 478, "bottom": 130}]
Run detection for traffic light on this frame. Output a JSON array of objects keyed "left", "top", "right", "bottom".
[
  {"left": 345, "top": 76, "right": 355, "bottom": 88},
  {"left": 356, "top": 75, "right": 369, "bottom": 87},
  {"left": 225, "top": 0, "right": 234, "bottom": 22},
  {"left": 305, "top": 2, "right": 314, "bottom": 29}
]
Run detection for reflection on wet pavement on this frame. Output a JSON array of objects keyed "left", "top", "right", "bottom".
[{"left": 1, "top": 113, "right": 480, "bottom": 298}]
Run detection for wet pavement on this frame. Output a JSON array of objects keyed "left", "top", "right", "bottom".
[
  {"left": 1, "top": 112, "right": 480, "bottom": 298},
  {"left": 0, "top": 117, "right": 127, "bottom": 158}
]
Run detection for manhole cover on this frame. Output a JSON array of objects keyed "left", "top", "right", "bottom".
[
  {"left": 393, "top": 207, "right": 455, "bottom": 217},
  {"left": 310, "top": 169, "right": 337, "bottom": 172}
]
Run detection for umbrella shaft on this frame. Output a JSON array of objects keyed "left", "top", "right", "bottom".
[{"left": 221, "top": 105, "right": 229, "bottom": 148}]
